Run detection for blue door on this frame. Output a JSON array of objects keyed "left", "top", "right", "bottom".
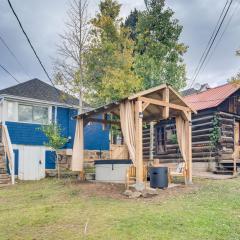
[
  {"left": 6, "top": 149, "right": 19, "bottom": 175},
  {"left": 45, "top": 151, "right": 56, "bottom": 169}
]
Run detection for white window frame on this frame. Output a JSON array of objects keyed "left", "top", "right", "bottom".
[{"left": 5, "top": 100, "right": 52, "bottom": 125}]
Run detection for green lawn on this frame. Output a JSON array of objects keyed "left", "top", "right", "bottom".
[{"left": 1, "top": 178, "right": 240, "bottom": 240}]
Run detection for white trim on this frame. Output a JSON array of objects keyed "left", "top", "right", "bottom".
[
  {"left": 0, "top": 94, "right": 85, "bottom": 110},
  {"left": 54, "top": 106, "right": 57, "bottom": 123},
  {"left": 2, "top": 98, "right": 7, "bottom": 124},
  {"left": 8, "top": 101, "right": 51, "bottom": 125}
]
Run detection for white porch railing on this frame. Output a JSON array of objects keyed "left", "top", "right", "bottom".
[{"left": 1, "top": 124, "right": 15, "bottom": 184}]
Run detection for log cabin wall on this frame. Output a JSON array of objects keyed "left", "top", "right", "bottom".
[
  {"left": 143, "top": 89, "right": 240, "bottom": 172},
  {"left": 143, "top": 110, "right": 237, "bottom": 172}
]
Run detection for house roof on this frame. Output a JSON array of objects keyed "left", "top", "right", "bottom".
[
  {"left": 184, "top": 83, "right": 240, "bottom": 111},
  {"left": 181, "top": 83, "right": 210, "bottom": 96},
  {"left": 0, "top": 78, "right": 82, "bottom": 107}
]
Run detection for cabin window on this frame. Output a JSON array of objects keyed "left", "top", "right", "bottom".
[
  {"left": 229, "top": 96, "right": 239, "bottom": 114},
  {"left": 156, "top": 126, "right": 166, "bottom": 153},
  {"left": 18, "top": 104, "right": 48, "bottom": 124}
]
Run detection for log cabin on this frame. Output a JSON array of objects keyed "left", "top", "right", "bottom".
[{"left": 143, "top": 83, "right": 240, "bottom": 175}]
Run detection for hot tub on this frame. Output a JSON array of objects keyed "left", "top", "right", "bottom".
[{"left": 94, "top": 160, "right": 132, "bottom": 183}]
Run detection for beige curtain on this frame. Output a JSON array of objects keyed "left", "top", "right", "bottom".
[
  {"left": 72, "top": 118, "right": 84, "bottom": 171},
  {"left": 120, "top": 101, "right": 136, "bottom": 165},
  {"left": 175, "top": 116, "right": 187, "bottom": 165}
]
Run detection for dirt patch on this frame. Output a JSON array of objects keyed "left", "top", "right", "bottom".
[{"left": 63, "top": 179, "right": 201, "bottom": 203}]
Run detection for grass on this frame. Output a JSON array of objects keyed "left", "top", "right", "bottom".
[{"left": 1, "top": 178, "right": 240, "bottom": 240}]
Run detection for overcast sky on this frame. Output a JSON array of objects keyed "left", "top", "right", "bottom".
[{"left": 0, "top": 0, "right": 240, "bottom": 90}]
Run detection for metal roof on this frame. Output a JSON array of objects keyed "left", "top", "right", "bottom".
[{"left": 184, "top": 83, "right": 240, "bottom": 111}]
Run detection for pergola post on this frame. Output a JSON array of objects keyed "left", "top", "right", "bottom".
[
  {"left": 185, "top": 111, "right": 192, "bottom": 184},
  {"left": 162, "top": 87, "right": 169, "bottom": 119},
  {"left": 135, "top": 100, "right": 144, "bottom": 189}
]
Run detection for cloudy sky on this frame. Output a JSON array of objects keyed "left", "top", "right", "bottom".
[{"left": 0, "top": 0, "right": 240, "bottom": 90}]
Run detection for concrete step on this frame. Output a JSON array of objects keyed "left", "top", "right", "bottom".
[
  {"left": 0, "top": 174, "right": 10, "bottom": 179},
  {"left": 0, "top": 173, "right": 10, "bottom": 184},
  {"left": 0, "top": 179, "right": 11, "bottom": 184}
]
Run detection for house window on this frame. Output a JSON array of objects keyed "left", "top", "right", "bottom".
[{"left": 18, "top": 104, "right": 49, "bottom": 124}]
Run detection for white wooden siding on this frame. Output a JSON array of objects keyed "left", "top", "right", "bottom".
[{"left": 13, "top": 144, "right": 49, "bottom": 180}]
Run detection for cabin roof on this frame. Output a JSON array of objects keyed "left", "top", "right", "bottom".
[{"left": 184, "top": 83, "right": 240, "bottom": 111}]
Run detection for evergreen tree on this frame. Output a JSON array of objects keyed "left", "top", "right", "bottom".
[
  {"left": 85, "top": 0, "right": 142, "bottom": 106},
  {"left": 124, "top": 8, "right": 140, "bottom": 41},
  {"left": 134, "top": 0, "right": 188, "bottom": 90}
]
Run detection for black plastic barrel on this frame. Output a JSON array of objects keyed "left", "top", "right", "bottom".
[{"left": 149, "top": 167, "right": 168, "bottom": 189}]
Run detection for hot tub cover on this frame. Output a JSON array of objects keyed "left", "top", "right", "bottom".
[{"left": 94, "top": 160, "right": 132, "bottom": 165}]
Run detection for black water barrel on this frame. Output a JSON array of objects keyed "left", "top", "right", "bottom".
[{"left": 149, "top": 167, "right": 168, "bottom": 189}]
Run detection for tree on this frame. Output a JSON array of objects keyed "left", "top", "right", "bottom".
[
  {"left": 124, "top": 8, "right": 140, "bottom": 41},
  {"left": 133, "top": 0, "right": 188, "bottom": 90},
  {"left": 85, "top": 0, "right": 142, "bottom": 106},
  {"left": 41, "top": 123, "right": 68, "bottom": 179},
  {"left": 54, "top": 0, "right": 90, "bottom": 114}
]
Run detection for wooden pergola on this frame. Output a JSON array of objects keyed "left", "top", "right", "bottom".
[{"left": 72, "top": 84, "right": 196, "bottom": 186}]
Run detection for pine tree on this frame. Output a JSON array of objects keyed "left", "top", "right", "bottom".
[
  {"left": 85, "top": 0, "right": 142, "bottom": 106},
  {"left": 134, "top": 0, "right": 188, "bottom": 90}
]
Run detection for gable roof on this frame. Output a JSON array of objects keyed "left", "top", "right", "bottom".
[
  {"left": 0, "top": 78, "right": 81, "bottom": 107},
  {"left": 78, "top": 84, "right": 196, "bottom": 121},
  {"left": 184, "top": 83, "right": 240, "bottom": 111}
]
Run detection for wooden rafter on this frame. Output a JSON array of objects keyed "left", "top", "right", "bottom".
[
  {"left": 142, "top": 102, "right": 150, "bottom": 111},
  {"left": 85, "top": 117, "right": 120, "bottom": 126},
  {"left": 162, "top": 87, "right": 169, "bottom": 119},
  {"left": 139, "top": 96, "right": 191, "bottom": 113}
]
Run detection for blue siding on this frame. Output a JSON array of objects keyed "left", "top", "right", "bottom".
[
  {"left": 57, "top": 107, "right": 69, "bottom": 139},
  {"left": 6, "top": 149, "right": 19, "bottom": 175},
  {"left": 84, "top": 123, "right": 110, "bottom": 150},
  {"left": 6, "top": 107, "right": 110, "bottom": 151},
  {"left": 6, "top": 122, "right": 48, "bottom": 145},
  {"left": 45, "top": 150, "right": 56, "bottom": 169},
  {"left": 57, "top": 107, "right": 110, "bottom": 150},
  {"left": 14, "top": 149, "right": 19, "bottom": 175}
]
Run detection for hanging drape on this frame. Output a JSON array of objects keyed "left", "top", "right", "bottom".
[
  {"left": 72, "top": 118, "right": 84, "bottom": 171},
  {"left": 120, "top": 101, "right": 136, "bottom": 165},
  {"left": 175, "top": 115, "right": 187, "bottom": 165}
]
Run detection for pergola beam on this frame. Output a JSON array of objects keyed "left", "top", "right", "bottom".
[
  {"left": 142, "top": 102, "right": 150, "bottom": 111},
  {"left": 85, "top": 117, "right": 120, "bottom": 126},
  {"left": 139, "top": 96, "right": 191, "bottom": 113},
  {"left": 162, "top": 87, "right": 169, "bottom": 119}
]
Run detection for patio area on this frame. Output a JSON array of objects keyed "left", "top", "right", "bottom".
[{"left": 72, "top": 84, "right": 196, "bottom": 189}]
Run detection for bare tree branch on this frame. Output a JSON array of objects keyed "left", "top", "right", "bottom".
[{"left": 53, "top": 0, "right": 90, "bottom": 113}]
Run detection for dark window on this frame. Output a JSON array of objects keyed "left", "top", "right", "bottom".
[
  {"left": 229, "top": 96, "right": 239, "bottom": 114},
  {"left": 156, "top": 126, "right": 166, "bottom": 153}
]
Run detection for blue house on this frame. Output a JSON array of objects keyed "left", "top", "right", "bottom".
[{"left": 0, "top": 79, "right": 109, "bottom": 180}]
